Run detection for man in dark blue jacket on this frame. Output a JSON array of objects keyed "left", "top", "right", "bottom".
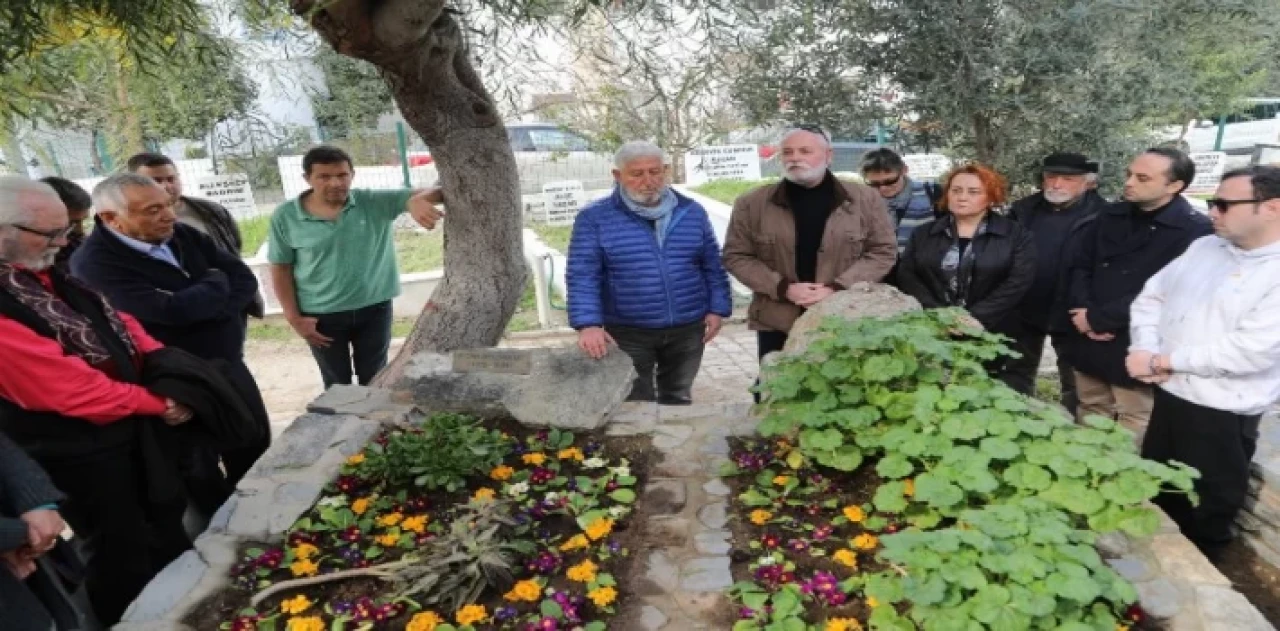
[
  {"left": 70, "top": 173, "right": 268, "bottom": 524},
  {"left": 567, "top": 141, "right": 733, "bottom": 404},
  {"left": 1053, "top": 148, "right": 1212, "bottom": 440}
]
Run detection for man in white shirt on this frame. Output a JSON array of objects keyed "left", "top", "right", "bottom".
[{"left": 1127, "top": 165, "right": 1280, "bottom": 559}]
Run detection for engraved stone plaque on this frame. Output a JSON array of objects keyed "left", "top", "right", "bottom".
[{"left": 452, "top": 349, "right": 534, "bottom": 375}]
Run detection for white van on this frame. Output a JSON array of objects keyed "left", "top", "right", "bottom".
[{"left": 1179, "top": 98, "right": 1280, "bottom": 159}]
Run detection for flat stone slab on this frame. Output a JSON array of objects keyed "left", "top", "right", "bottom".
[
  {"left": 697, "top": 502, "right": 728, "bottom": 529},
  {"left": 121, "top": 550, "right": 207, "bottom": 621},
  {"left": 645, "top": 479, "right": 688, "bottom": 514},
  {"left": 680, "top": 557, "right": 733, "bottom": 591},
  {"left": 639, "top": 605, "right": 670, "bottom": 631},
  {"left": 394, "top": 348, "right": 635, "bottom": 430},
  {"left": 641, "top": 551, "right": 680, "bottom": 595},
  {"left": 306, "top": 384, "right": 394, "bottom": 416},
  {"left": 694, "top": 530, "right": 732, "bottom": 555},
  {"left": 1196, "top": 585, "right": 1276, "bottom": 630},
  {"left": 248, "top": 413, "right": 358, "bottom": 475},
  {"left": 702, "top": 479, "right": 730, "bottom": 496}
]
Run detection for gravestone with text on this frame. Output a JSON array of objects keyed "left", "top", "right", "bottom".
[
  {"left": 901, "top": 154, "right": 953, "bottom": 181},
  {"left": 541, "top": 180, "right": 587, "bottom": 226},
  {"left": 194, "top": 174, "right": 256, "bottom": 219},
  {"left": 1187, "top": 151, "right": 1228, "bottom": 195},
  {"left": 684, "top": 144, "right": 762, "bottom": 186}
]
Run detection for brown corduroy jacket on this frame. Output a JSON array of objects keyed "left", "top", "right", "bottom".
[{"left": 721, "top": 177, "right": 898, "bottom": 333}]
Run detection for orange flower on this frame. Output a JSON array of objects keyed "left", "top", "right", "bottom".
[
  {"left": 523, "top": 452, "right": 547, "bottom": 466},
  {"left": 351, "top": 498, "right": 370, "bottom": 515},
  {"left": 504, "top": 578, "right": 542, "bottom": 602},
  {"left": 585, "top": 518, "right": 614, "bottom": 541},
  {"left": 473, "top": 488, "right": 496, "bottom": 501},
  {"left": 490, "top": 465, "right": 515, "bottom": 481},
  {"left": 832, "top": 549, "right": 858, "bottom": 569},
  {"left": 558, "top": 447, "right": 585, "bottom": 461},
  {"left": 903, "top": 479, "right": 915, "bottom": 497},
  {"left": 853, "top": 533, "right": 878, "bottom": 550},
  {"left": 825, "top": 618, "right": 863, "bottom": 631},
  {"left": 377, "top": 512, "right": 403, "bottom": 527},
  {"left": 406, "top": 611, "right": 444, "bottom": 631},
  {"left": 289, "top": 558, "right": 319, "bottom": 577},
  {"left": 280, "top": 594, "right": 312, "bottom": 614},
  {"left": 402, "top": 515, "right": 428, "bottom": 534},
  {"left": 567, "top": 559, "right": 598, "bottom": 582},
  {"left": 286, "top": 616, "right": 324, "bottom": 631},
  {"left": 560, "top": 534, "right": 590, "bottom": 551},
  {"left": 455, "top": 604, "right": 488, "bottom": 626},
  {"left": 376, "top": 533, "right": 400, "bottom": 547},
  {"left": 843, "top": 506, "right": 865, "bottom": 523},
  {"left": 773, "top": 475, "right": 790, "bottom": 486},
  {"left": 344, "top": 453, "right": 366, "bottom": 466},
  {"left": 750, "top": 510, "right": 772, "bottom": 525},
  {"left": 588, "top": 586, "right": 617, "bottom": 607},
  {"left": 292, "top": 543, "right": 319, "bottom": 560}
]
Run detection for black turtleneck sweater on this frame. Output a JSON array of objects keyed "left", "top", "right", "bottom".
[{"left": 784, "top": 173, "right": 838, "bottom": 283}]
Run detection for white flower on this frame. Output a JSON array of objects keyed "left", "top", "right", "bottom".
[
  {"left": 544, "top": 492, "right": 561, "bottom": 503},
  {"left": 608, "top": 506, "right": 630, "bottom": 518},
  {"left": 610, "top": 465, "right": 632, "bottom": 478},
  {"left": 507, "top": 482, "right": 530, "bottom": 497},
  {"left": 583, "top": 457, "right": 607, "bottom": 469},
  {"left": 757, "top": 555, "right": 776, "bottom": 567},
  {"left": 316, "top": 496, "right": 346, "bottom": 508}
]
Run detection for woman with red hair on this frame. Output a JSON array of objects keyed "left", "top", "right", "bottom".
[{"left": 896, "top": 163, "right": 1038, "bottom": 388}]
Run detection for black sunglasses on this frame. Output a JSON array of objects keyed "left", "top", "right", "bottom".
[
  {"left": 865, "top": 174, "right": 903, "bottom": 189},
  {"left": 11, "top": 224, "right": 73, "bottom": 244},
  {"left": 1205, "top": 198, "right": 1267, "bottom": 213}
]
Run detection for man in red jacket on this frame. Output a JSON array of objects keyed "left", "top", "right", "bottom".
[{"left": 0, "top": 175, "right": 194, "bottom": 625}]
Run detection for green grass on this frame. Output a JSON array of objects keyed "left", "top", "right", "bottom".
[
  {"left": 239, "top": 216, "right": 270, "bottom": 257},
  {"left": 1035, "top": 376, "right": 1063, "bottom": 405},
  {"left": 691, "top": 179, "right": 774, "bottom": 205},
  {"left": 395, "top": 230, "right": 445, "bottom": 273},
  {"left": 529, "top": 223, "right": 574, "bottom": 254}
]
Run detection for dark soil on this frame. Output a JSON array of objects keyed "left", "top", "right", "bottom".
[
  {"left": 1215, "top": 539, "right": 1280, "bottom": 625},
  {"left": 184, "top": 415, "right": 656, "bottom": 630}
]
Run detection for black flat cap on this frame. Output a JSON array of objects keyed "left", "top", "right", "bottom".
[{"left": 1041, "top": 152, "right": 1099, "bottom": 175}]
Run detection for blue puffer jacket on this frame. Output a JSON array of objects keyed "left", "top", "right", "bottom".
[{"left": 567, "top": 188, "right": 733, "bottom": 330}]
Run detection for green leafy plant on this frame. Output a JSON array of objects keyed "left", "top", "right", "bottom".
[{"left": 360, "top": 412, "right": 511, "bottom": 491}]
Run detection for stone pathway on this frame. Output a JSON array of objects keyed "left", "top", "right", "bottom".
[{"left": 604, "top": 401, "right": 758, "bottom": 629}]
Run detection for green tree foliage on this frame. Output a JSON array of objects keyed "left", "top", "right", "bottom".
[
  {"left": 726, "top": 0, "right": 1280, "bottom": 188},
  {"left": 309, "top": 46, "right": 396, "bottom": 139}
]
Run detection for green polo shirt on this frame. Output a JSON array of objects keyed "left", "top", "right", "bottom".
[{"left": 268, "top": 188, "right": 414, "bottom": 314}]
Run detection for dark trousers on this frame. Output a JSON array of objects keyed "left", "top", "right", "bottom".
[
  {"left": 605, "top": 321, "right": 706, "bottom": 404},
  {"left": 308, "top": 300, "right": 393, "bottom": 389},
  {"left": 1142, "top": 388, "right": 1261, "bottom": 556},
  {"left": 44, "top": 448, "right": 190, "bottom": 625},
  {"left": 754, "top": 331, "right": 790, "bottom": 403},
  {"left": 1003, "top": 326, "right": 1078, "bottom": 413}
]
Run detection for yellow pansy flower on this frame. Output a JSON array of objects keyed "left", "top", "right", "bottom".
[
  {"left": 588, "top": 586, "right": 618, "bottom": 607},
  {"left": 289, "top": 559, "right": 319, "bottom": 577},
  {"left": 825, "top": 618, "right": 863, "bottom": 631},
  {"left": 567, "top": 559, "right": 599, "bottom": 582},
  {"left": 292, "top": 543, "right": 319, "bottom": 560},
  {"left": 406, "top": 611, "right": 444, "bottom": 631},
  {"left": 773, "top": 475, "right": 790, "bottom": 486},
  {"left": 286, "top": 616, "right": 324, "bottom": 631},
  {"left": 351, "top": 498, "right": 370, "bottom": 515},
  {"left": 560, "top": 534, "right": 590, "bottom": 551},
  {"left": 402, "top": 515, "right": 428, "bottom": 534},
  {"left": 853, "top": 533, "right": 879, "bottom": 550},
  {"left": 750, "top": 510, "right": 772, "bottom": 525},
  {"left": 344, "top": 453, "right": 366, "bottom": 466},
  {"left": 376, "top": 533, "right": 400, "bottom": 547},
  {"left": 280, "top": 594, "right": 312, "bottom": 614},
  {"left": 832, "top": 549, "right": 858, "bottom": 569},
  {"left": 504, "top": 578, "right": 542, "bottom": 602},
  {"left": 455, "top": 604, "right": 488, "bottom": 626},
  {"left": 490, "top": 465, "right": 514, "bottom": 481},
  {"left": 843, "top": 505, "right": 865, "bottom": 523},
  {"left": 558, "top": 447, "right": 585, "bottom": 461},
  {"left": 523, "top": 452, "right": 547, "bottom": 466},
  {"left": 585, "top": 518, "right": 614, "bottom": 541},
  {"left": 473, "top": 488, "right": 496, "bottom": 501},
  {"left": 376, "top": 512, "right": 403, "bottom": 527}
]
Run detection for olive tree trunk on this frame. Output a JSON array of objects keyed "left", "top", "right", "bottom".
[{"left": 291, "top": 0, "right": 528, "bottom": 383}]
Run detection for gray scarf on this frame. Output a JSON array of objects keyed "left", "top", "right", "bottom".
[{"left": 620, "top": 187, "right": 679, "bottom": 247}]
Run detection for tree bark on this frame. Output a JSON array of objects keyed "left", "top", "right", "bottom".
[{"left": 291, "top": 0, "right": 528, "bottom": 383}]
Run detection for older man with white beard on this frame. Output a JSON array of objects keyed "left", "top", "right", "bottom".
[
  {"left": 567, "top": 141, "right": 733, "bottom": 404},
  {"left": 722, "top": 126, "right": 897, "bottom": 400}
]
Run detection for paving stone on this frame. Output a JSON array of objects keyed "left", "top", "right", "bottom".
[
  {"left": 680, "top": 557, "right": 733, "bottom": 591},
  {"left": 702, "top": 479, "right": 730, "bottom": 496},
  {"left": 639, "top": 551, "right": 680, "bottom": 595},
  {"left": 659, "top": 404, "right": 724, "bottom": 422},
  {"left": 1151, "top": 534, "right": 1231, "bottom": 586},
  {"left": 1107, "top": 556, "right": 1155, "bottom": 583},
  {"left": 695, "top": 530, "right": 732, "bottom": 555},
  {"left": 609, "top": 401, "right": 659, "bottom": 424},
  {"left": 1135, "top": 578, "right": 1185, "bottom": 620},
  {"left": 647, "top": 517, "right": 691, "bottom": 548},
  {"left": 1095, "top": 531, "right": 1132, "bottom": 558},
  {"left": 703, "top": 457, "right": 733, "bottom": 476},
  {"left": 653, "top": 425, "right": 696, "bottom": 452},
  {"left": 639, "top": 605, "right": 670, "bottom": 630},
  {"left": 697, "top": 502, "right": 729, "bottom": 529},
  {"left": 699, "top": 435, "right": 730, "bottom": 455},
  {"left": 645, "top": 479, "right": 688, "bottom": 514},
  {"left": 120, "top": 550, "right": 208, "bottom": 622},
  {"left": 654, "top": 458, "right": 703, "bottom": 478},
  {"left": 1195, "top": 585, "right": 1275, "bottom": 630}
]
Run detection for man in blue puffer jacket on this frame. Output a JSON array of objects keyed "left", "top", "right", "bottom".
[{"left": 567, "top": 141, "right": 733, "bottom": 404}]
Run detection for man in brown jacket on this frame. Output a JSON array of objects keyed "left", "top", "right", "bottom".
[{"left": 722, "top": 127, "right": 897, "bottom": 399}]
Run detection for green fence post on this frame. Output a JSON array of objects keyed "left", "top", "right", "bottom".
[
  {"left": 875, "top": 119, "right": 886, "bottom": 147},
  {"left": 45, "top": 142, "right": 64, "bottom": 176},
  {"left": 95, "top": 131, "right": 114, "bottom": 172},
  {"left": 1213, "top": 113, "right": 1228, "bottom": 152},
  {"left": 396, "top": 121, "right": 411, "bottom": 188}
]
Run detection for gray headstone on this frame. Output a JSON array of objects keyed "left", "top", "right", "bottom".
[
  {"left": 393, "top": 347, "right": 635, "bottom": 430},
  {"left": 781, "top": 283, "right": 928, "bottom": 356},
  {"left": 120, "top": 550, "right": 208, "bottom": 622}
]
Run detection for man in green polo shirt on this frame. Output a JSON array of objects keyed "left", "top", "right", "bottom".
[{"left": 268, "top": 146, "right": 443, "bottom": 387}]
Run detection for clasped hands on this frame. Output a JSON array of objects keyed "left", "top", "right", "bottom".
[
  {"left": 1126, "top": 350, "right": 1172, "bottom": 384},
  {"left": 786, "top": 282, "right": 835, "bottom": 308},
  {"left": 1, "top": 508, "right": 65, "bottom": 580}
]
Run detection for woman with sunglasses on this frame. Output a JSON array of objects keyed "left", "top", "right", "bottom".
[{"left": 895, "top": 163, "right": 1037, "bottom": 388}]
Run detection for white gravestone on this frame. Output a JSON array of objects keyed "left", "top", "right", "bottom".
[
  {"left": 541, "top": 180, "right": 586, "bottom": 226},
  {"left": 901, "top": 154, "right": 953, "bottom": 181},
  {"left": 684, "top": 144, "right": 762, "bottom": 186},
  {"left": 1187, "top": 151, "right": 1228, "bottom": 195},
  {"left": 193, "top": 174, "right": 256, "bottom": 219}
]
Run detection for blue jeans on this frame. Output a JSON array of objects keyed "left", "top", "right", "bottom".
[{"left": 307, "top": 300, "right": 393, "bottom": 388}]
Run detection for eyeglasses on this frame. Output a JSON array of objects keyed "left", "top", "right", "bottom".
[
  {"left": 865, "top": 174, "right": 902, "bottom": 189},
  {"left": 10, "top": 224, "right": 73, "bottom": 245},
  {"left": 1205, "top": 198, "right": 1267, "bottom": 213}
]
